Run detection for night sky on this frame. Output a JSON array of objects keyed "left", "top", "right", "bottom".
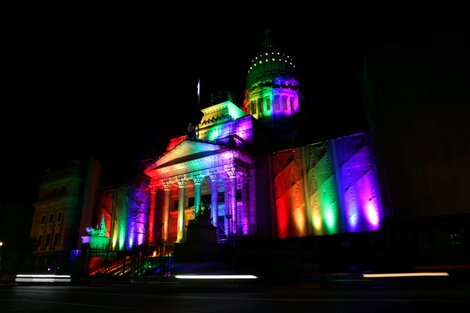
[{"left": 2, "top": 1, "right": 466, "bottom": 200}]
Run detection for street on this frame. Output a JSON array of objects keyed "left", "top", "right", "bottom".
[{"left": 1, "top": 277, "right": 468, "bottom": 313}]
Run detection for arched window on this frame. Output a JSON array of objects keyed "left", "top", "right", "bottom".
[
  {"left": 251, "top": 100, "right": 257, "bottom": 114},
  {"left": 282, "top": 95, "right": 288, "bottom": 110},
  {"left": 274, "top": 95, "right": 280, "bottom": 110}
]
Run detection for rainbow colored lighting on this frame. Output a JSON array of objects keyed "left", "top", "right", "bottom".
[
  {"left": 110, "top": 187, "right": 129, "bottom": 250},
  {"left": 333, "top": 134, "right": 382, "bottom": 232},
  {"left": 76, "top": 28, "right": 388, "bottom": 281},
  {"left": 273, "top": 133, "right": 383, "bottom": 237},
  {"left": 95, "top": 100, "right": 382, "bottom": 252},
  {"left": 197, "top": 102, "right": 254, "bottom": 144},
  {"left": 126, "top": 185, "right": 149, "bottom": 249},
  {"left": 244, "top": 76, "right": 300, "bottom": 120}
]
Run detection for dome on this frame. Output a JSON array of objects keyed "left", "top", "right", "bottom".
[{"left": 247, "top": 30, "right": 296, "bottom": 87}]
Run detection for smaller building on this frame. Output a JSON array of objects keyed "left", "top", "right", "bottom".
[{"left": 30, "top": 159, "right": 101, "bottom": 272}]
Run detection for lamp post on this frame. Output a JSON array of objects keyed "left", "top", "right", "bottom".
[
  {"left": 0, "top": 241, "right": 3, "bottom": 273},
  {"left": 225, "top": 214, "right": 232, "bottom": 244}
]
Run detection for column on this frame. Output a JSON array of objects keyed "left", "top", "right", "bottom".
[
  {"left": 226, "top": 167, "right": 236, "bottom": 236},
  {"left": 248, "top": 168, "right": 257, "bottom": 235},
  {"left": 162, "top": 180, "right": 171, "bottom": 243},
  {"left": 148, "top": 180, "right": 158, "bottom": 244},
  {"left": 241, "top": 173, "right": 249, "bottom": 236},
  {"left": 176, "top": 176, "right": 187, "bottom": 242},
  {"left": 193, "top": 175, "right": 203, "bottom": 217},
  {"left": 210, "top": 172, "right": 218, "bottom": 229}
]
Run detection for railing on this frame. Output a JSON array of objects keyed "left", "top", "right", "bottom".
[{"left": 85, "top": 244, "right": 174, "bottom": 280}]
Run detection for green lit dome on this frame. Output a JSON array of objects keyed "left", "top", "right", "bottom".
[{"left": 247, "top": 31, "right": 296, "bottom": 87}]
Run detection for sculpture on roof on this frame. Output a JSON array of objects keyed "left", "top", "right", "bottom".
[
  {"left": 86, "top": 214, "right": 107, "bottom": 237},
  {"left": 187, "top": 122, "right": 197, "bottom": 140}
]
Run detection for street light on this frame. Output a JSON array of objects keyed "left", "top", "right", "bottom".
[
  {"left": 225, "top": 214, "right": 232, "bottom": 235},
  {"left": 0, "top": 241, "right": 3, "bottom": 273}
]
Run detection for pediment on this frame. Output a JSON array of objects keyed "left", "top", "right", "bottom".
[{"left": 147, "top": 140, "right": 222, "bottom": 171}]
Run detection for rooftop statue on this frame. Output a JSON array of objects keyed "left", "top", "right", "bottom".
[{"left": 86, "top": 214, "right": 107, "bottom": 237}]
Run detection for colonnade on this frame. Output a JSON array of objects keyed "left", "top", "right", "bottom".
[{"left": 147, "top": 166, "right": 251, "bottom": 244}]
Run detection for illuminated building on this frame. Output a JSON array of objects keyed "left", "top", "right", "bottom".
[
  {"left": 142, "top": 31, "right": 384, "bottom": 245},
  {"left": 30, "top": 31, "right": 385, "bottom": 273}
]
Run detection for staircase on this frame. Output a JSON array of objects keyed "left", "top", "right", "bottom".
[
  {"left": 217, "top": 226, "right": 228, "bottom": 243},
  {"left": 87, "top": 246, "right": 174, "bottom": 279}
]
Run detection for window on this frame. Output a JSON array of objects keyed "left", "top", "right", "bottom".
[
  {"left": 201, "top": 194, "right": 211, "bottom": 204},
  {"left": 45, "top": 234, "right": 51, "bottom": 247},
  {"left": 274, "top": 95, "right": 280, "bottom": 110},
  {"left": 188, "top": 197, "right": 195, "bottom": 207},
  {"left": 38, "top": 235, "right": 43, "bottom": 249},
  {"left": 258, "top": 98, "right": 264, "bottom": 113},
  {"left": 266, "top": 97, "right": 271, "bottom": 111},
  {"left": 282, "top": 95, "right": 288, "bottom": 110},
  {"left": 173, "top": 200, "right": 179, "bottom": 210},
  {"left": 49, "top": 214, "right": 53, "bottom": 223},
  {"left": 217, "top": 192, "right": 225, "bottom": 203},
  {"left": 53, "top": 233, "right": 60, "bottom": 247},
  {"left": 218, "top": 216, "right": 224, "bottom": 227},
  {"left": 251, "top": 100, "right": 256, "bottom": 114},
  {"left": 236, "top": 189, "right": 242, "bottom": 201},
  {"left": 41, "top": 216, "right": 45, "bottom": 224},
  {"left": 57, "top": 212, "right": 62, "bottom": 221}
]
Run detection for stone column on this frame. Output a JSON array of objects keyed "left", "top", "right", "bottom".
[
  {"left": 226, "top": 167, "right": 236, "bottom": 236},
  {"left": 193, "top": 175, "right": 203, "bottom": 217},
  {"left": 162, "top": 180, "right": 171, "bottom": 243},
  {"left": 176, "top": 176, "right": 187, "bottom": 242},
  {"left": 248, "top": 168, "right": 257, "bottom": 235},
  {"left": 240, "top": 173, "right": 249, "bottom": 236},
  {"left": 210, "top": 172, "right": 218, "bottom": 229},
  {"left": 148, "top": 180, "right": 158, "bottom": 244}
]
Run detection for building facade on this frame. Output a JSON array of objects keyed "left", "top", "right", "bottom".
[
  {"left": 30, "top": 31, "right": 386, "bottom": 273},
  {"left": 139, "top": 31, "right": 384, "bottom": 246}
]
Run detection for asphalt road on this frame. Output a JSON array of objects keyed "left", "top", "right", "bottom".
[{"left": 1, "top": 278, "right": 468, "bottom": 313}]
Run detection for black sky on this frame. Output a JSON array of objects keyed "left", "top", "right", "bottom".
[{"left": 2, "top": 1, "right": 467, "bottom": 199}]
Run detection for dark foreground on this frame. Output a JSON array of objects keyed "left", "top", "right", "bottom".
[{"left": 1, "top": 275, "right": 469, "bottom": 313}]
